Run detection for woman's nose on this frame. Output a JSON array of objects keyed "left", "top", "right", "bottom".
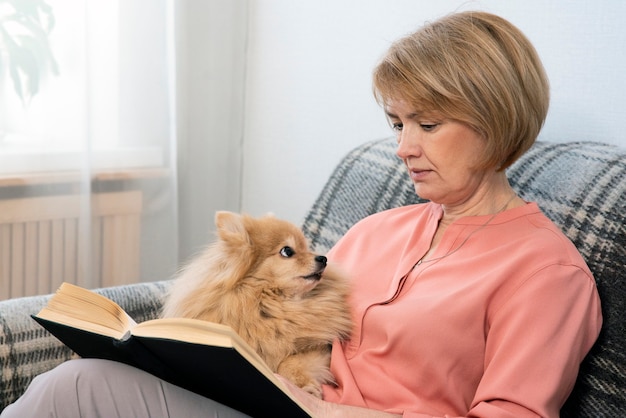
[{"left": 395, "top": 126, "right": 421, "bottom": 160}]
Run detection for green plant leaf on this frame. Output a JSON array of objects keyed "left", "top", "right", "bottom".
[
  {"left": 7, "top": 41, "right": 40, "bottom": 103},
  {"left": 0, "top": 0, "right": 57, "bottom": 104}
]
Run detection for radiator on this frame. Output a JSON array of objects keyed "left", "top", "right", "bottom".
[{"left": 0, "top": 191, "right": 142, "bottom": 299}]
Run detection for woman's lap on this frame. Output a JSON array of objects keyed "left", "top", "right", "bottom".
[{"left": 1, "top": 359, "right": 251, "bottom": 418}]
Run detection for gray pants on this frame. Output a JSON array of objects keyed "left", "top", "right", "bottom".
[{"left": 1, "top": 359, "right": 252, "bottom": 418}]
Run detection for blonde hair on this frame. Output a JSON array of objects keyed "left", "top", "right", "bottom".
[{"left": 373, "top": 11, "right": 550, "bottom": 171}]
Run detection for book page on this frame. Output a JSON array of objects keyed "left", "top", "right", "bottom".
[
  {"left": 35, "top": 282, "right": 136, "bottom": 339},
  {"left": 132, "top": 318, "right": 234, "bottom": 346}
]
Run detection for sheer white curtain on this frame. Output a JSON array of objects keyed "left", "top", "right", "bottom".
[{"left": 0, "top": 0, "right": 178, "bottom": 298}]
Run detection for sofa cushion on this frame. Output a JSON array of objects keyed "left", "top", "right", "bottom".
[{"left": 302, "top": 138, "right": 423, "bottom": 253}]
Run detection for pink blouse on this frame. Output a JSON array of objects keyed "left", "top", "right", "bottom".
[{"left": 322, "top": 202, "right": 602, "bottom": 418}]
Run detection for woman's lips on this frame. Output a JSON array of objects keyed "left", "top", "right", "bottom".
[{"left": 408, "top": 167, "right": 431, "bottom": 182}]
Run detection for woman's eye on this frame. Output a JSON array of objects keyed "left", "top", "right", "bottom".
[
  {"left": 391, "top": 122, "right": 403, "bottom": 132},
  {"left": 420, "top": 123, "right": 438, "bottom": 132},
  {"left": 279, "top": 246, "right": 295, "bottom": 258}
]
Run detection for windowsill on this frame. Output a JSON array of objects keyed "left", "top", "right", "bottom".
[
  {"left": 0, "top": 146, "right": 168, "bottom": 187},
  {"left": 0, "top": 146, "right": 163, "bottom": 173}
]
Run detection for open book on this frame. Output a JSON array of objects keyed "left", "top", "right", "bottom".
[{"left": 33, "top": 282, "right": 313, "bottom": 418}]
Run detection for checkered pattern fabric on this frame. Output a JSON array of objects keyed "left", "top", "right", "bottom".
[{"left": 0, "top": 138, "right": 623, "bottom": 416}]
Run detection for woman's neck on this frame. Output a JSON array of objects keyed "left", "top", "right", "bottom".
[{"left": 438, "top": 173, "right": 522, "bottom": 228}]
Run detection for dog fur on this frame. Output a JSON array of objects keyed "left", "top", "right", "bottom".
[{"left": 161, "top": 211, "right": 352, "bottom": 397}]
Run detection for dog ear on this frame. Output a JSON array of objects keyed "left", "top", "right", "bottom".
[{"left": 215, "top": 211, "right": 250, "bottom": 242}]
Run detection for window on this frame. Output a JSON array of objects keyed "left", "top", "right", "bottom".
[{"left": 0, "top": 0, "right": 173, "bottom": 174}]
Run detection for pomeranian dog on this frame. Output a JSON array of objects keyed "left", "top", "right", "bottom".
[{"left": 161, "top": 211, "right": 352, "bottom": 398}]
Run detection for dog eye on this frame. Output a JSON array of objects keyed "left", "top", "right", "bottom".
[{"left": 279, "top": 246, "right": 295, "bottom": 258}]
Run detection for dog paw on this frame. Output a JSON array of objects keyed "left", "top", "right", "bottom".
[{"left": 277, "top": 349, "right": 334, "bottom": 399}]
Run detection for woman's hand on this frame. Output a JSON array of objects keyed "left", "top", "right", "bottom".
[{"left": 275, "top": 375, "right": 402, "bottom": 418}]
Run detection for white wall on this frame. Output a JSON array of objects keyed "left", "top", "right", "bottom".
[
  {"left": 176, "top": 0, "right": 247, "bottom": 260},
  {"left": 241, "top": 0, "right": 626, "bottom": 226}
]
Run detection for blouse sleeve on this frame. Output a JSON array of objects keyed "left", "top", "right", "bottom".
[{"left": 402, "top": 264, "right": 602, "bottom": 418}]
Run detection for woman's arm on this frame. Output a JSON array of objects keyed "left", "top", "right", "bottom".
[{"left": 465, "top": 265, "right": 602, "bottom": 417}]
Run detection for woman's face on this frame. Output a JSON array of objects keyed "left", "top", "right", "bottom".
[{"left": 386, "top": 99, "right": 493, "bottom": 207}]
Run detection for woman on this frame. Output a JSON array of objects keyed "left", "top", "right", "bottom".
[
  {"left": 281, "top": 11, "right": 602, "bottom": 417},
  {"left": 2, "top": 11, "right": 601, "bottom": 418}
]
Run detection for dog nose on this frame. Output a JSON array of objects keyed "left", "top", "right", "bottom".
[{"left": 315, "top": 255, "right": 327, "bottom": 266}]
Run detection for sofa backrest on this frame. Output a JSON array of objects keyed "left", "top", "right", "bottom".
[{"left": 302, "top": 137, "right": 626, "bottom": 417}]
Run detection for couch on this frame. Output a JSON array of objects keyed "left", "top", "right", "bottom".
[{"left": 1, "top": 138, "right": 624, "bottom": 416}]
